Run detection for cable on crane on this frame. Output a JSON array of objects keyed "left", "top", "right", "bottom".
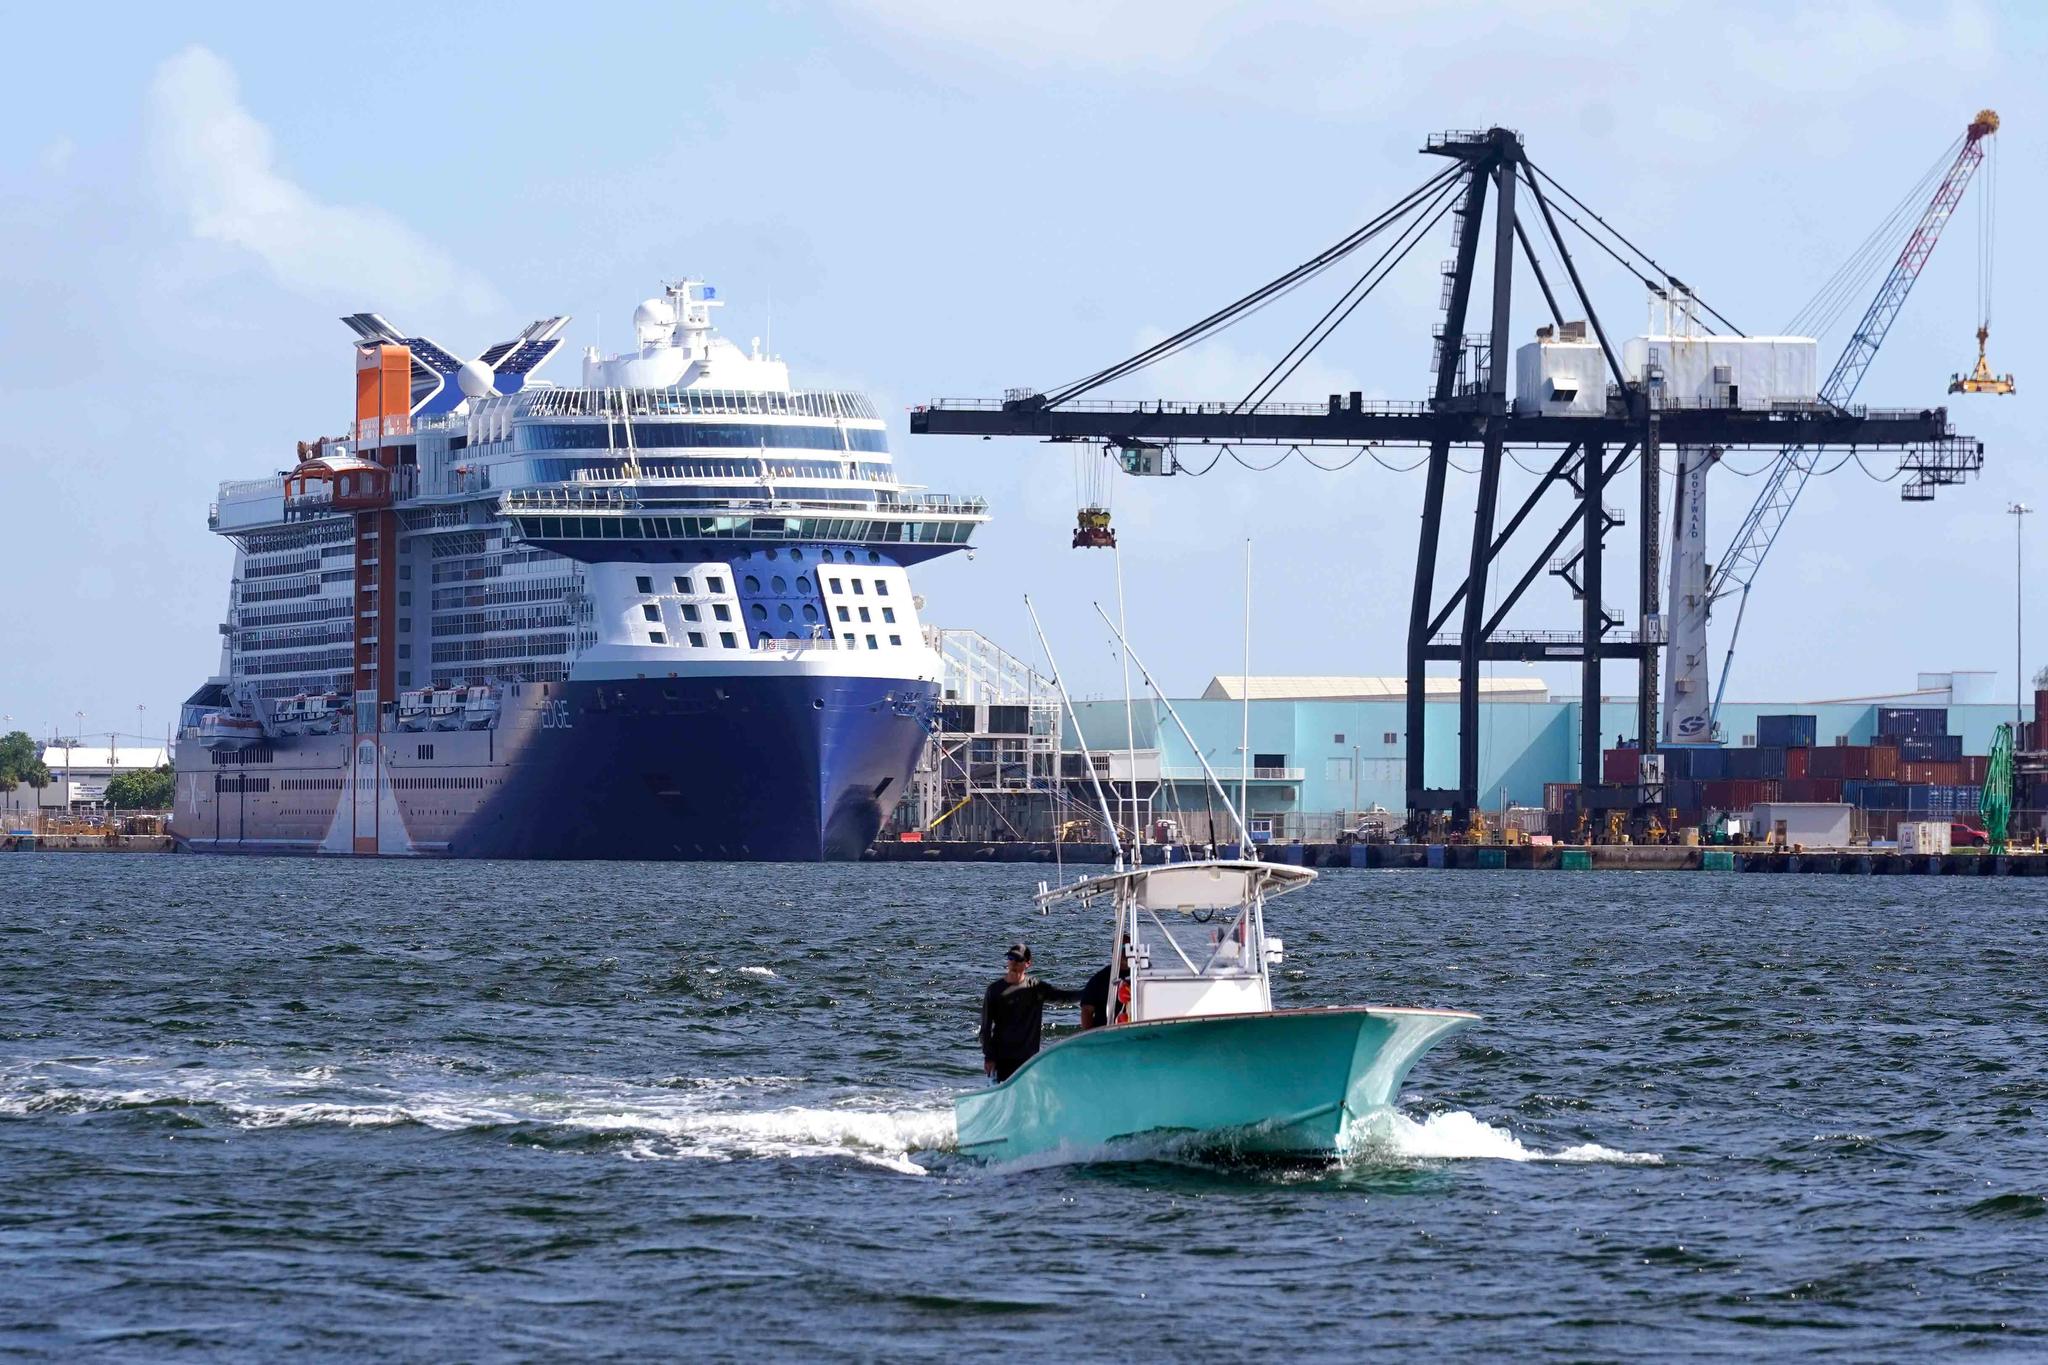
[
  {"left": 1523, "top": 161, "right": 1747, "bottom": 337},
  {"left": 1782, "top": 136, "right": 1960, "bottom": 339},
  {"left": 1235, "top": 172, "right": 1467, "bottom": 412},
  {"left": 1035, "top": 161, "right": 1468, "bottom": 406}
]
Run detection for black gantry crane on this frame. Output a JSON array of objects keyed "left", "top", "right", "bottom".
[{"left": 913, "top": 126, "right": 1977, "bottom": 828}]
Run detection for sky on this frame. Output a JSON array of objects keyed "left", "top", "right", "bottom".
[{"left": 0, "top": 0, "right": 2042, "bottom": 743}]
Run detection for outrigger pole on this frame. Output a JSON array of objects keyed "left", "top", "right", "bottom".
[
  {"left": 1025, "top": 595, "right": 1126, "bottom": 869},
  {"left": 1091, "top": 602, "right": 1258, "bottom": 857}
]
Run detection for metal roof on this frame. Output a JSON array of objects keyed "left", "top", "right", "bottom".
[
  {"left": 37, "top": 744, "right": 169, "bottom": 770},
  {"left": 1199, "top": 675, "right": 1550, "bottom": 702}
]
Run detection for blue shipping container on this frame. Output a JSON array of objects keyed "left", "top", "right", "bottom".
[
  {"left": 1877, "top": 707, "right": 1948, "bottom": 739},
  {"left": 1899, "top": 734, "right": 1963, "bottom": 761},
  {"left": 1689, "top": 748, "right": 1729, "bottom": 780},
  {"left": 1757, "top": 714, "right": 1819, "bottom": 748}
]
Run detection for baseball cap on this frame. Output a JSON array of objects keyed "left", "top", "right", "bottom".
[{"left": 1004, "top": 942, "right": 1032, "bottom": 963}]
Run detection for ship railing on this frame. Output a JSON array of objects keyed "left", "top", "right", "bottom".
[
  {"left": 916, "top": 396, "right": 1432, "bottom": 417},
  {"left": 517, "top": 387, "right": 881, "bottom": 422}
]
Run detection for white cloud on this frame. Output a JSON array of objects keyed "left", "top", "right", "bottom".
[{"left": 144, "top": 46, "right": 500, "bottom": 319}]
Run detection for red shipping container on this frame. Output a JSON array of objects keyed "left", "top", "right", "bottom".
[
  {"left": 1781, "top": 777, "right": 1847, "bottom": 803},
  {"left": 1604, "top": 748, "right": 1640, "bottom": 786},
  {"left": 1784, "top": 747, "right": 1810, "bottom": 781},
  {"left": 1810, "top": 746, "right": 1845, "bottom": 779},
  {"left": 1900, "top": 761, "right": 1965, "bottom": 785},
  {"left": 1867, "top": 744, "right": 1899, "bottom": 780},
  {"left": 1964, "top": 755, "right": 1989, "bottom": 783},
  {"left": 1701, "top": 779, "right": 1782, "bottom": 809}
]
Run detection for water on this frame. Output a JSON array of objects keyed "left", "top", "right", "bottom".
[{"left": 3, "top": 858, "right": 2045, "bottom": 1358}]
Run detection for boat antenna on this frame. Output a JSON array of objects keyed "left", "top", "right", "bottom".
[
  {"left": 1113, "top": 544, "right": 1141, "bottom": 856},
  {"left": 1240, "top": 537, "right": 1251, "bottom": 851},
  {"left": 1025, "top": 595, "right": 1125, "bottom": 870},
  {"left": 1091, "top": 602, "right": 1256, "bottom": 854}
]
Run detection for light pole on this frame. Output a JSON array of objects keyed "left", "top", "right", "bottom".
[{"left": 2012, "top": 503, "right": 2032, "bottom": 730}]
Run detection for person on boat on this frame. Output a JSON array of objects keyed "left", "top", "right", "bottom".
[
  {"left": 980, "top": 943, "right": 1083, "bottom": 1082},
  {"left": 1079, "top": 937, "right": 1131, "bottom": 1030}
]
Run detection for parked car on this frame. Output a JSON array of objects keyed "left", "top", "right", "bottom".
[{"left": 1950, "top": 821, "right": 1989, "bottom": 848}]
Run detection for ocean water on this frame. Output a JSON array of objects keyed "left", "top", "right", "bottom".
[{"left": 2, "top": 857, "right": 2044, "bottom": 1359}]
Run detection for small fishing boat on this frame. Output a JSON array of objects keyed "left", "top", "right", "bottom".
[
  {"left": 955, "top": 590, "right": 1476, "bottom": 1165},
  {"left": 953, "top": 859, "right": 1476, "bottom": 1163}
]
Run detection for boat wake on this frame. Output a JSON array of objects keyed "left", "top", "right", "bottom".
[
  {"left": 0, "top": 1056, "right": 956, "bottom": 1176},
  {"left": 1345, "top": 1108, "right": 1663, "bottom": 1166}
]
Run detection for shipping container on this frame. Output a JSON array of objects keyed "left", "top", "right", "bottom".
[
  {"left": 1784, "top": 747, "right": 1810, "bottom": 781},
  {"left": 1897, "top": 734, "right": 1963, "bottom": 762},
  {"left": 1701, "top": 779, "right": 1780, "bottom": 810},
  {"left": 1781, "top": 777, "right": 1845, "bottom": 803},
  {"left": 1963, "top": 755, "right": 1989, "bottom": 783},
  {"left": 1867, "top": 744, "right": 1899, "bottom": 780},
  {"left": 1603, "top": 748, "right": 1640, "bottom": 786},
  {"left": 1899, "top": 761, "right": 1965, "bottom": 785},
  {"left": 1687, "top": 747, "right": 1729, "bottom": 780},
  {"left": 1877, "top": 707, "right": 1948, "bottom": 739},
  {"left": 1757, "top": 714, "right": 1819, "bottom": 748}
]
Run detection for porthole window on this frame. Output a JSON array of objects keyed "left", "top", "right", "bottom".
[
  {"left": 765, "top": 548, "right": 779, "bottom": 560},
  {"left": 777, "top": 603, "right": 794, "bottom": 621},
  {"left": 744, "top": 574, "right": 762, "bottom": 593},
  {"left": 772, "top": 575, "right": 788, "bottom": 593},
  {"left": 750, "top": 604, "right": 768, "bottom": 621},
  {"left": 796, "top": 575, "right": 811, "bottom": 593},
  {"left": 867, "top": 552, "right": 880, "bottom": 564},
  {"left": 791, "top": 548, "right": 805, "bottom": 561}
]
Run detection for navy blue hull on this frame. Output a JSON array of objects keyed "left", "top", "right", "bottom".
[
  {"left": 462, "top": 675, "right": 934, "bottom": 861},
  {"left": 173, "top": 673, "right": 936, "bottom": 863}
]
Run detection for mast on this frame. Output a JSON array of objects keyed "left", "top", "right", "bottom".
[
  {"left": 1240, "top": 538, "right": 1252, "bottom": 853},
  {"left": 1025, "top": 596, "right": 1125, "bottom": 869}
]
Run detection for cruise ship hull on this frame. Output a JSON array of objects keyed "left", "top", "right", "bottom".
[{"left": 172, "top": 675, "right": 935, "bottom": 862}]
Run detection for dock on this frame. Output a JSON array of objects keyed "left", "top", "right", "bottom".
[{"left": 864, "top": 840, "right": 2048, "bottom": 875}]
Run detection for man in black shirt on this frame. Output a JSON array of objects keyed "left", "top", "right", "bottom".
[{"left": 979, "top": 943, "right": 1082, "bottom": 1082}]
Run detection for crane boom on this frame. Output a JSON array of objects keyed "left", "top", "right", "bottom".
[{"left": 1705, "top": 111, "right": 1998, "bottom": 728}]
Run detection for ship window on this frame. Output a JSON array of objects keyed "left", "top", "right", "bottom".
[
  {"left": 867, "top": 552, "right": 880, "bottom": 564},
  {"left": 777, "top": 604, "right": 793, "bottom": 621},
  {"left": 707, "top": 575, "right": 725, "bottom": 592},
  {"left": 649, "top": 630, "right": 667, "bottom": 645},
  {"left": 837, "top": 606, "right": 850, "bottom": 622},
  {"left": 829, "top": 578, "right": 842, "bottom": 593},
  {"left": 852, "top": 580, "right": 864, "bottom": 595},
  {"left": 642, "top": 604, "right": 661, "bottom": 621},
  {"left": 714, "top": 604, "right": 731, "bottom": 621},
  {"left": 688, "top": 631, "right": 706, "bottom": 647},
  {"left": 882, "top": 607, "right": 895, "bottom": 623},
  {"left": 889, "top": 634, "right": 902, "bottom": 646},
  {"left": 681, "top": 604, "right": 700, "bottom": 622},
  {"left": 791, "top": 548, "right": 805, "bottom": 561},
  {"left": 866, "top": 634, "right": 878, "bottom": 649},
  {"left": 771, "top": 575, "right": 788, "bottom": 593},
  {"left": 858, "top": 607, "right": 870, "bottom": 623},
  {"left": 744, "top": 575, "right": 762, "bottom": 593},
  {"left": 750, "top": 604, "right": 768, "bottom": 621},
  {"left": 674, "top": 576, "right": 692, "bottom": 594},
  {"left": 719, "top": 631, "right": 737, "bottom": 649},
  {"left": 635, "top": 576, "right": 653, "bottom": 593},
  {"left": 796, "top": 575, "right": 811, "bottom": 593},
  {"left": 875, "top": 581, "right": 889, "bottom": 596}
]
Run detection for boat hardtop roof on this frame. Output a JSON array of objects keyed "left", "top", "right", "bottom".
[{"left": 1035, "top": 858, "right": 1315, "bottom": 913}]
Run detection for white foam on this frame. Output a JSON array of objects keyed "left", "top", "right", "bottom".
[
  {"left": 0, "top": 1056, "right": 955, "bottom": 1175},
  {"left": 1346, "top": 1108, "right": 1662, "bottom": 1165},
  {"left": 737, "top": 966, "right": 776, "bottom": 978}
]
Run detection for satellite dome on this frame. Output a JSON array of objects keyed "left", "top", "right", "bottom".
[
  {"left": 456, "top": 358, "right": 496, "bottom": 399},
  {"left": 633, "top": 297, "right": 676, "bottom": 341}
]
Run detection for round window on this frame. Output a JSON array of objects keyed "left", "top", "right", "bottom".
[
  {"left": 772, "top": 575, "right": 788, "bottom": 593},
  {"left": 796, "top": 575, "right": 812, "bottom": 593},
  {"left": 751, "top": 604, "right": 768, "bottom": 621},
  {"left": 802, "top": 604, "right": 819, "bottom": 622},
  {"left": 744, "top": 575, "right": 762, "bottom": 593},
  {"left": 777, "top": 603, "right": 794, "bottom": 621},
  {"left": 867, "top": 551, "right": 880, "bottom": 564},
  {"left": 791, "top": 548, "right": 805, "bottom": 561}
]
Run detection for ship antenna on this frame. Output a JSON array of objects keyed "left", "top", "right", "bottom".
[
  {"left": 1091, "top": 602, "right": 1256, "bottom": 855},
  {"left": 1113, "top": 543, "right": 1141, "bottom": 858},
  {"left": 1025, "top": 596, "right": 1124, "bottom": 871}
]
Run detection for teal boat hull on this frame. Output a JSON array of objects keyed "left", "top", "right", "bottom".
[{"left": 954, "top": 1006, "right": 1477, "bottom": 1163}]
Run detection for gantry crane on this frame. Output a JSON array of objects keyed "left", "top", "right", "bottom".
[{"left": 913, "top": 126, "right": 1977, "bottom": 826}]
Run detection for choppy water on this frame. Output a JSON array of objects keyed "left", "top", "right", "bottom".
[{"left": 2, "top": 857, "right": 2045, "bottom": 1358}]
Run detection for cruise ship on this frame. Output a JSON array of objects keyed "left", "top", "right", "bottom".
[{"left": 174, "top": 282, "right": 985, "bottom": 860}]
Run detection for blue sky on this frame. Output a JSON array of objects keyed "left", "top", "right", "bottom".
[{"left": 0, "top": 1, "right": 2041, "bottom": 742}]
